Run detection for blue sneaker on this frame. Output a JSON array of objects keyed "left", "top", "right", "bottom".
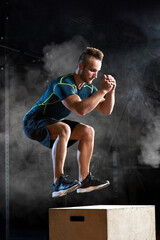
[
  {"left": 77, "top": 172, "right": 110, "bottom": 193},
  {"left": 52, "top": 174, "right": 81, "bottom": 198}
]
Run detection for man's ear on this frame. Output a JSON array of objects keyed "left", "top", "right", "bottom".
[{"left": 78, "top": 62, "right": 84, "bottom": 71}]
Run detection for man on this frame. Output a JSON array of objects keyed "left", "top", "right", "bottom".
[{"left": 23, "top": 47, "right": 116, "bottom": 198}]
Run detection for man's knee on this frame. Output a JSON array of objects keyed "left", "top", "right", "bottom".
[
  {"left": 81, "top": 125, "right": 95, "bottom": 140},
  {"left": 59, "top": 123, "right": 71, "bottom": 139},
  {"left": 47, "top": 122, "right": 71, "bottom": 140}
]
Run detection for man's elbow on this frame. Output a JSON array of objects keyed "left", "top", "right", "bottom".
[
  {"left": 77, "top": 109, "right": 87, "bottom": 116},
  {"left": 102, "top": 109, "right": 113, "bottom": 115},
  {"left": 103, "top": 111, "right": 112, "bottom": 115},
  {"left": 107, "top": 111, "right": 112, "bottom": 115},
  {"left": 71, "top": 105, "right": 87, "bottom": 116}
]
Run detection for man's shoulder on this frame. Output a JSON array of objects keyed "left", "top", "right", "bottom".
[
  {"left": 59, "top": 73, "right": 74, "bottom": 84},
  {"left": 50, "top": 73, "right": 74, "bottom": 87},
  {"left": 83, "top": 83, "right": 98, "bottom": 93}
]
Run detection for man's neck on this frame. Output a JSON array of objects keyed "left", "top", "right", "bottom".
[{"left": 73, "top": 72, "right": 85, "bottom": 90}]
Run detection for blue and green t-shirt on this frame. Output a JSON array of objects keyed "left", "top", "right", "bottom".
[{"left": 24, "top": 73, "right": 98, "bottom": 121}]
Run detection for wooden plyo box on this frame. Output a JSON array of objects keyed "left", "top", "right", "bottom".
[{"left": 49, "top": 205, "right": 156, "bottom": 240}]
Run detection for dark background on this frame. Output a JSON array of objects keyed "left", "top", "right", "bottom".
[{"left": 1, "top": 0, "right": 160, "bottom": 239}]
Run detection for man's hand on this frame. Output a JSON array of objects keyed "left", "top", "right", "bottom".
[
  {"left": 100, "top": 74, "right": 116, "bottom": 94},
  {"left": 96, "top": 74, "right": 116, "bottom": 115}
]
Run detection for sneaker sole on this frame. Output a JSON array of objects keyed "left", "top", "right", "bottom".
[
  {"left": 77, "top": 181, "right": 110, "bottom": 193},
  {"left": 52, "top": 183, "right": 81, "bottom": 198}
]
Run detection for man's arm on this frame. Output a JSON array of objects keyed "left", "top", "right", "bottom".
[
  {"left": 96, "top": 75, "right": 116, "bottom": 115},
  {"left": 62, "top": 75, "right": 116, "bottom": 116},
  {"left": 62, "top": 89, "right": 107, "bottom": 116},
  {"left": 96, "top": 90, "right": 115, "bottom": 115}
]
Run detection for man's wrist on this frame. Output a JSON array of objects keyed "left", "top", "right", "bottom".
[
  {"left": 99, "top": 89, "right": 108, "bottom": 95},
  {"left": 108, "top": 90, "right": 115, "bottom": 94}
]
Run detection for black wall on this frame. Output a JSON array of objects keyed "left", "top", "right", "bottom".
[{"left": 1, "top": 0, "right": 160, "bottom": 239}]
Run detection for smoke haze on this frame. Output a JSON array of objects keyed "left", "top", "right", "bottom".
[
  {"left": 42, "top": 35, "right": 88, "bottom": 78},
  {"left": 2, "top": 7, "right": 160, "bottom": 212},
  {"left": 138, "top": 114, "right": 160, "bottom": 168},
  {"left": 104, "top": 8, "right": 160, "bottom": 168}
]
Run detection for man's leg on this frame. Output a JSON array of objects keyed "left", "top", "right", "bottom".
[
  {"left": 70, "top": 123, "right": 110, "bottom": 193},
  {"left": 46, "top": 122, "right": 71, "bottom": 184},
  {"left": 70, "top": 123, "right": 95, "bottom": 182},
  {"left": 46, "top": 122, "right": 80, "bottom": 198}
]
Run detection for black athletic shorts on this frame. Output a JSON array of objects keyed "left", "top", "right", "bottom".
[{"left": 23, "top": 117, "right": 79, "bottom": 149}]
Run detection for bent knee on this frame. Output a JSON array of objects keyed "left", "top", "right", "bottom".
[
  {"left": 46, "top": 122, "right": 71, "bottom": 140},
  {"left": 59, "top": 123, "right": 71, "bottom": 138},
  {"left": 81, "top": 125, "right": 95, "bottom": 140}
]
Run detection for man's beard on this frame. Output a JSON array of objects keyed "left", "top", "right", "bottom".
[{"left": 80, "top": 71, "right": 93, "bottom": 83}]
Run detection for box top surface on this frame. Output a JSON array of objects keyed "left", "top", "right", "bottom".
[{"left": 49, "top": 205, "right": 155, "bottom": 210}]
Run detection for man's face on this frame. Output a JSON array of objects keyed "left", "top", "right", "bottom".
[{"left": 79, "top": 56, "right": 102, "bottom": 84}]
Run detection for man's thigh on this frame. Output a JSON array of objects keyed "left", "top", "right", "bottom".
[
  {"left": 46, "top": 119, "right": 79, "bottom": 140},
  {"left": 70, "top": 123, "right": 94, "bottom": 140},
  {"left": 46, "top": 122, "right": 68, "bottom": 139}
]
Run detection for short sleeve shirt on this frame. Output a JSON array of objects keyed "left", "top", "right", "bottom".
[{"left": 24, "top": 73, "right": 98, "bottom": 121}]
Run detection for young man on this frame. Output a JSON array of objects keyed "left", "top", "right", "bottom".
[{"left": 23, "top": 47, "right": 116, "bottom": 198}]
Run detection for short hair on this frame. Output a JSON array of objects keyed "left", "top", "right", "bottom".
[{"left": 78, "top": 47, "right": 104, "bottom": 64}]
